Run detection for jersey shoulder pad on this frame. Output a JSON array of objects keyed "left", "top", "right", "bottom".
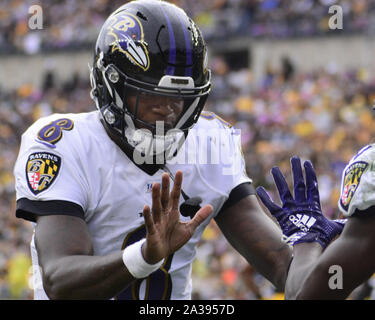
[
  {"left": 339, "top": 144, "right": 375, "bottom": 217},
  {"left": 14, "top": 112, "right": 98, "bottom": 200},
  {"left": 348, "top": 144, "right": 375, "bottom": 163},
  {"left": 197, "top": 110, "right": 233, "bottom": 130},
  {"left": 24, "top": 112, "right": 100, "bottom": 149},
  {"left": 192, "top": 111, "right": 251, "bottom": 197}
]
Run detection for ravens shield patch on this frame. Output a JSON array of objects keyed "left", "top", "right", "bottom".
[
  {"left": 26, "top": 152, "right": 61, "bottom": 195},
  {"left": 340, "top": 161, "right": 368, "bottom": 211}
]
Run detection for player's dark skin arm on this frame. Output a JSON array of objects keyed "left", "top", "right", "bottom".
[
  {"left": 35, "top": 214, "right": 133, "bottom": 300},
  {"left": 35, "top": 171, "right": 212, "bottom": 299},
  {"left": 215, "top": 194, "right": 293, "bottom": 291},
  {"left": 285, "top": 211, "right": 375, "bottom": 299}
]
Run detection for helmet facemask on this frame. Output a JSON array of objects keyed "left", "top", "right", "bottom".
[
  {"left": 90, "top": 0, "right": 212, "bottom": 168},
  {"left": 91, "top": 56, "right": 211, "bottom": 162}
]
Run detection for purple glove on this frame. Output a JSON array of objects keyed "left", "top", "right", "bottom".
[{"left": 256, "top": 157, "right": 346, "bottom": 249}]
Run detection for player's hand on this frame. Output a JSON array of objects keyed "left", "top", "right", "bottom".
[
  {"left": 141, "top": 170, "right": 213, "bottom": 264},
  {"left": 256, "top": 156, "right": 346, "bottom": 249}
]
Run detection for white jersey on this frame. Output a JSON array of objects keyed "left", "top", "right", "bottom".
[
  {"left": 14, "top": 110, "right": 252, "bottom": 300},
  {"left": 338, "top": 144, "right": 375, "bottom": 217}
]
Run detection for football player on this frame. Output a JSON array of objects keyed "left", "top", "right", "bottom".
[
  {"left": 257, "top": 155, "right": 375, "bottom": 299},
  {"left": 14, "top": 0, "right": 293, "bottom": 300}
]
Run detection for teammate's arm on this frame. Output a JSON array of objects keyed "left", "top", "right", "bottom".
[
  {"left": 287, "top": 210, "right": 375, "bottom": 299},
  {"left": 215, "top": 194, "right": 293, "bottom": 291},
  {"left": 34, "top": 171, "right": 212, "bottom": 299}
]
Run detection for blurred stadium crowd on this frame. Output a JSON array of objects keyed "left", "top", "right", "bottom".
[
  {"left": 1, "top": 0, "right": 375, "bottom": 54},
  {"left": 1, "top": 0, "right": 375, "bottom": 299}
]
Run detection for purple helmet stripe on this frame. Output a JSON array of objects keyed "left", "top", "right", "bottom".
[
  {"left": 160, "top": 6, "right": 176, "bottom": 75},
  {"left": 176, "top": 14, "right": 192, "bottom": 77}
]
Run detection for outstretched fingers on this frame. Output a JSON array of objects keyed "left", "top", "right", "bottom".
[
  {"left": 291, "top": 156, "right": 307, "bottom": 203},
  {"left": 271, "top": 166, "right": 294, "bottom": 208},
  {"left": 256, "top": 186, "right": 283, "bottom": 215},
  {"left": 304, "top": 160, "right": 321, "bottom": 207},
  {"left": 186, "top": 204, "right": 213, "bottom": 234},
  {"left": 170, "top": 170, "right": 183, "bottom": 212},
  {"left": 143, "top": 205, "right": 156, "bottom": 236},
  {"left": 160, "top": 172, "right": 170, "bottom": 212},
  {"left": 151, "top": 182, "right": 162, "bottom": 224}
]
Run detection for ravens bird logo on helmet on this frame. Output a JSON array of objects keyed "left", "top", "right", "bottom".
[{"left": 89, "top": 0, "right": 211, "bottom": 174}]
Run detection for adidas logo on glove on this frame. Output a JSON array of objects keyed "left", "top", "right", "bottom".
[{"left": 289, "top": 214, "right": 316, "bottom": 232}]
